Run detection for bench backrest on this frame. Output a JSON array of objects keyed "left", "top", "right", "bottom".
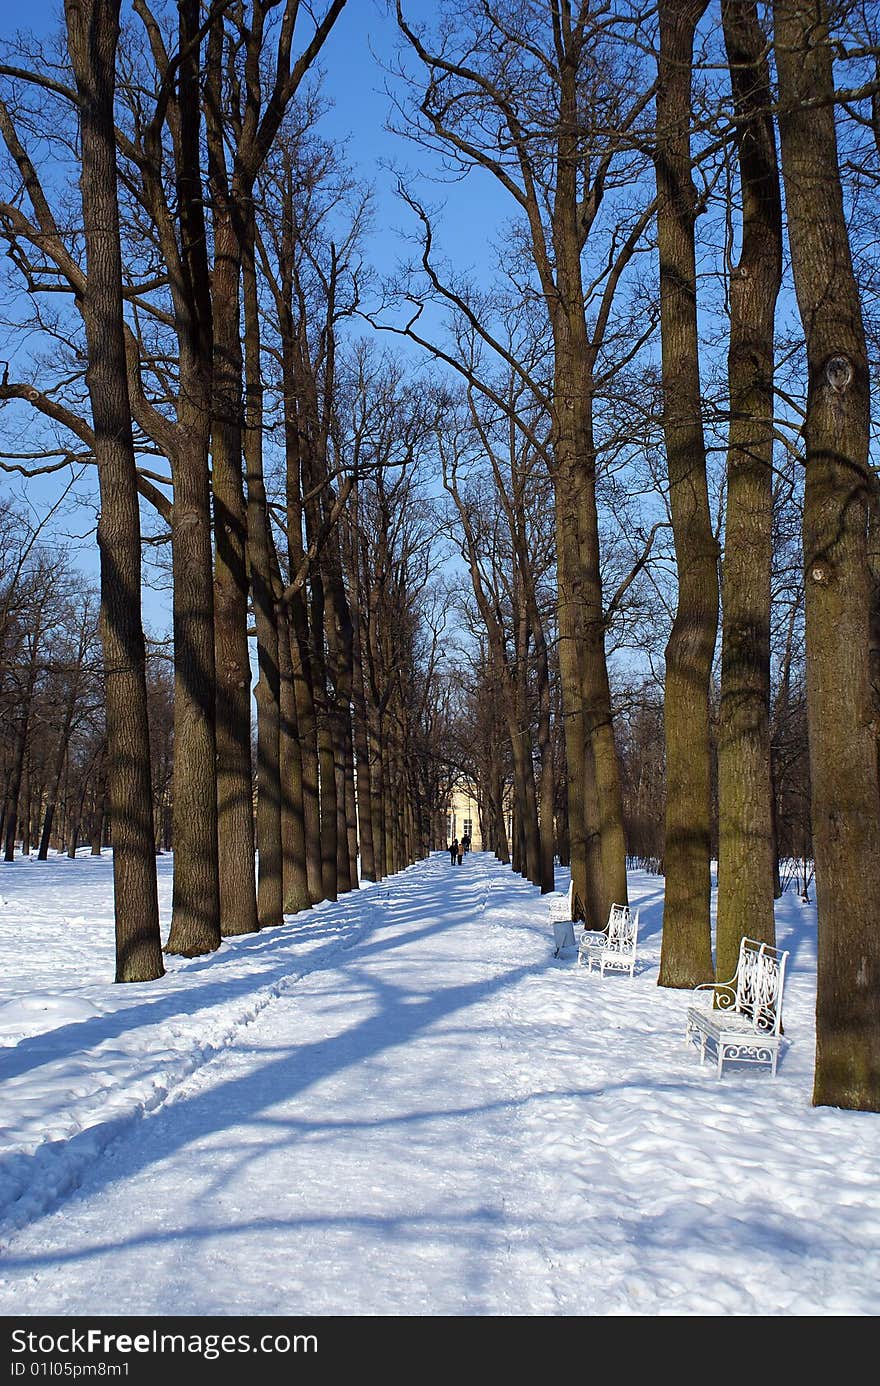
[
  {"left": 606, "top": 904, "right": 639, "bottom": 954},
  {"left": 734, "top": 939, "right": 789, "bottom": 1034}
]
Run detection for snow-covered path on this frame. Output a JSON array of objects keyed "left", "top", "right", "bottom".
[
  {"left": 0, "top": 854, "right": 556, "bottom": 1315},
  {"left": 0, "top": 850, "right": 878, "bottom": 1316}
]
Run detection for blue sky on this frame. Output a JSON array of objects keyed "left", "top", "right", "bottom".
[{"left": 0, "top": 0, "right": 503, "bottom": 632}]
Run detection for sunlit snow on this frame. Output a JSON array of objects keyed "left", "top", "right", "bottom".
[{"left": 0, "top": 849, "right": 876, "bottom": 1316}]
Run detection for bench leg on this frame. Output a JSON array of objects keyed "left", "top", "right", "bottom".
[{"left": 717, "top": 1043, "right": 725, "bottom": 1076}]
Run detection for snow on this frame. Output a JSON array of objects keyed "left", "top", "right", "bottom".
[{"left": 0, "top": 848, "right": 877, "bottom": 1316}]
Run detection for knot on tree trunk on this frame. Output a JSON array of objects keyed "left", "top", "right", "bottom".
[{"left": 824, "top": 355, "right": 853, "bottom": 393}]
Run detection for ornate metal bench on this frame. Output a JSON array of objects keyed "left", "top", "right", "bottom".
[
  {"left": 549, "top": 881, "right": 576, "bottom": 956},
  {"left": 686, "top": 937, "right": 789, "bottom": 1076},
  {"left": 577, "top": 903, "right": 639, "bottom": 979}
]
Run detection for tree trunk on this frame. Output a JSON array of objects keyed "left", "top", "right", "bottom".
[
  {"left": 39, "top": 656, "right": 83, "bottom": 860},
  {"left": 293, "top": 613, "right": 324, "bottom": 903},
  {"left": 347, "top": 494, "right": 376, "bottom": 881},
  {"left": 243, "top": 230, "right": 282, "bottom": 929},
  {"left": 549, "top": 46, "right": 629, "bottom": 927},
  {"left": 514, "top": 595, "right": 543, "bottom": 886},
  {"left": 352, "top": 625, "right": 376, "bottom": 881},
  {"left": 533, "top": 601, "right": 556, "bottom": 894},
  {"left": 3, "top": 712, "right": 27, "bottom": 861},
  {"left": 654, "top": 0, "right": 717, "bottom": 988},
  {"left": 332, "top": 702, "right": 352, "bottom": 891},
  {"left": 163, "top": 0, "right": 222, "bottom": 958},
  {"left": 210, "top": 210, "right": 258, "bottom": 938},
  {"left": 320, "top": 491, "right": 357, "bottom": 895},
  {"left": 368, "top": 708, "right": 386, "bottom": 881},
  {"left": 162, "top": 407, "right": 223, "bottom": 956},
  {"left": 869, "top": 488, "right": 880, "bottom": 792},
  {"left": 715, "top": 0, "right": 782, "bottom": 980},
  {"left": 491, "top": 757, "right": 510, "bottom": 865},
  {"left": 308, "top": 568, "right": 337, "bottom": 900},
  {"left": 19, "top": 754, "right": 31, "bottom": 857},
  {"left": 93, "top": 768, "right": 108, "bottom": 854},
  {"left": 343, "top": 716, "right": 359, "bottom": 885},
  {"left": 278, "top": 616, "right": 311, "bottom": 913},
  {"left": 64, "top": 0, "right": 162, "bottom": 981},
  {"left": 283, "top": 435, "right": 323, "bottom": 905},
  {"left": 775, "top": 0, "right": 880, "bottom": 1110}
]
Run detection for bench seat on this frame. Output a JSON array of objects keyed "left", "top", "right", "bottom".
[
  {"left": 686, "top": 938, "right": 789, "bottom": 1077},
  {"left": 578, "top": 904, "right": 639, "bottom": 979}
]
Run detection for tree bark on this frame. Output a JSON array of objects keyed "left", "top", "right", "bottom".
[
  {"left": 162, "top": 0, "right": 222, "bottom": 958},
  {"left": 348, "top": 501, "right": 376, "bottom": 881},
  {"left": 243, "top": 228, "right": 282, "bottom": 929},
  {"left": 654, "top": 0, "right": 717, "bottom": 988},
  {"left": 715, "top": 0, "right": 782, "bottom": 980},
  {"left": 278, "top": 616, "right": 311, "bottom": 913},
  {"left": 775, "top": 0, "right": 880, "bottom": 1110},
  {"left": 64, "top": 0, "right": 163, "bottom": 981},
  {"left": 281, "top": 359, "right": 324, "bottom": 905},
  {"left": 209, "top": 203, "right": 258, "bottom": 938},
  {"left": 38, "top": 664, "right": 83, "bottom": 861}
]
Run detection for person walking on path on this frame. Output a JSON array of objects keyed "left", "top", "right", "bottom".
[
  {"left": 457, "top": 841, "right": 464, "bottom": 865},
  {"left": 450, "top": 838, "right": 459, "bottom": 865},
  {"left": 461, "top": 833, "right": 471, "bottom": 855}
]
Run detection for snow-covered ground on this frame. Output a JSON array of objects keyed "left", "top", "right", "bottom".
[{"left": 0, "top": 848, "right": 876, "bottom": 1316}]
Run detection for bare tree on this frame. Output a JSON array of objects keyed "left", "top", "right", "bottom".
[
  {"left": 63, "top": 0, "right": 162, "bottom": 981},
  {"left": 394, "top": 0, "right": 656, "bottom": 925},
  {"left": 652, "top": 0, "right": 717, "bottom": 987},
  {"left": 204, "top": 0, "right": 347, "bottom": 934},
  {"left": 774, "top": 0, "right": 880, "bottom": 1110},
  {"left": 714, "top": 0, "right": 782, "bottom": 979}
]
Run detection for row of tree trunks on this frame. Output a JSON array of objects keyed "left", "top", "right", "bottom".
[
  {"left": 0, "top": 0, "right": 436, "bottom": 981},
  {"left": 37, "top": 610, "right": 92, "bottom": 861},
  {"left": 393, "top": 2, "right": 633, "bottom": 925},
  {"left": 203, "top": 1, "right": 347, "bottom": 941},
  {"left": 443, "top": 458, "right": 545, "bottom": 890}
]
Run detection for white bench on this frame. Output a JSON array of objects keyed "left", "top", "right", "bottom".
[
  {"left": 549, "top": 881, "right": 575, "bottom": 955},
  {"left": 577, "top": 903, "right": 639, "bottom": 979},
  {"left": 686, "top": 937, "right": 789, "bottom": 1076}
]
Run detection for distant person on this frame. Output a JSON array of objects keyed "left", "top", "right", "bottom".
[
  {"left": 457, "top": 840, "right": 464, "bottom": 865},
  {"left": 450, "top": 838, "right": 459, "bottom": 865},
  {"left": 461, "top": 833, "right": 471, "bottom": 855}
]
